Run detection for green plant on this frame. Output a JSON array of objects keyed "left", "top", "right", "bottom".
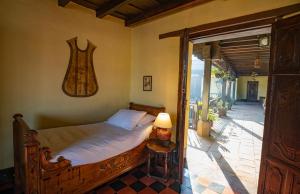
[
  {"left": 217, "top": 99, "right": 225, "bottom": 109},
  {"left": 197, "top": 101, "right": 203, "bottom": 106},
  {"left": 212, "top": 67, "right": 235, "bottom": 81},
  {"left": 207, "top": 109, "right": 217, "bottom": 122},
  {"left": 198, "top": 108, "right": 217, "bottom": 122}
]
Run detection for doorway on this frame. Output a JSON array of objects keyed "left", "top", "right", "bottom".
[
  {"left": 247, "top": 81, "right": 259, "bottom": 101},
  {"left": 185, "top": 33, "right": 269, "bottom": 193},
  {"left": 160, "top": 8, "right": 300, "bottom": 193}
]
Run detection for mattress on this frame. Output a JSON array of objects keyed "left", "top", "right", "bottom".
[{"left": 36, "top": 122, "right": 153, "bottom": 166}]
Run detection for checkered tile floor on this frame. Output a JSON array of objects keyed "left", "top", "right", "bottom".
[
  {"left": 2, "top": 164, "right": 232, "bottom": 194},
  {"left": 88, "top": 164, "right": 232, "bottom": 194},
  {"left": 89, "top": 164, "right": 182, "bottom": 194}
]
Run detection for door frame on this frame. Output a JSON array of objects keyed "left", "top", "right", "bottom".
[
  {"left": 164, "top": 4, "right": 300, "bottom": 184},
  {"left": 247, "top": 81, "right": 259, "bottom": 101}
]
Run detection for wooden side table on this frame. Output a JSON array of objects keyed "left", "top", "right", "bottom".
[{"left": 146, "top": 139, "right": 176, "bottom": 181}]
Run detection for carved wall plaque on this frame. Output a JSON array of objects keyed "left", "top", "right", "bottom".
[{"left": 62, "top": 37, "right": 98, "bottom": 97}]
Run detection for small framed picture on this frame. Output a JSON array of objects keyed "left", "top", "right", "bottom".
[{"left": 143, "top": 76, "right": 152, "bottom": 91}]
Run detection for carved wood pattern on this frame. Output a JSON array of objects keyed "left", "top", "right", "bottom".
[
  {"left": 269, "top": 76, "right": 300, "bottom": 166},
  {"left": 264, "top": 162, "right": 285, "bottom": 194},
  {"left": 258, "top": 14, "right": 300, "bottom": 194},
  {"left": 271, "top": 14, "right": 300, "bottom": 74},
  {"left": 13, "top": 103, "right": 165, "bottom": 194},
  {"left": 291, "top": 174, "right": 300, "bottom": 194},
  {"left": 25, "top": 145, "right": 40, "bottom": 194},
  {"left": 40, "top": 142, "right": 148, "bottom": 194},
  {"left": 62, "top": 37, "right": 98, "bottom": 97}
]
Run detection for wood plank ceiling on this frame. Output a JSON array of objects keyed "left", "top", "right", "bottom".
[
  {"left": 219, "top": 35, "right": 270, "bottom": 76},
  {"left": 58, "top": 0, "right": 212, "bottom": 26}
]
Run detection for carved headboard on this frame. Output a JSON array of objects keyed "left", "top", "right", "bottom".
[{"left": 129, "top": 102, "right": 165, "bottom": 116}]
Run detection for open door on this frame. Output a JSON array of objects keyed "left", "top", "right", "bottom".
[
  {"left": 258, "top": 14, "right": 300, "bottom": 193},
  {"left": 247, "top": 81, "right": 259, "bottom": 101}
]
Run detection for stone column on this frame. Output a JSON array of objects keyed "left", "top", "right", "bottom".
[
  {"left": 232, "top": 80, "right": 236, "bottom": 102},
  {"left": 197, "top": 45, "right": 211, "bottom": 137},
  {"left": 221, "top": 79, "right": 227, "bottom": 103}
]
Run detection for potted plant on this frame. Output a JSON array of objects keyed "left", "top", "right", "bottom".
[
  {"left": 226, "top": 99, "right": 233, "bottom": 110},
  {"left": 207, "top": 109, "right": 217, "bottom": 128},
  {"left": 217, "top": 99, "right": 227, "bottom": 117},
  {"left": 197, "top": 108, "right": 217, "bottom": 137}
]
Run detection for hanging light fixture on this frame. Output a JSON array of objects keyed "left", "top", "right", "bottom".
[
  {"left": 258, "top": 36, "right": 269, "bottom": 47},
  {"left": 251, "top": 71, "right": 258, "bottom": 80},
  {"left": 254, "top": 54, "right": 261, "bottom": 69}
]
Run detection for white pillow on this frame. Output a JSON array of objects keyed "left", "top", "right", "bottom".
[
  {"left": 137, "top": 114, "right": 156, "bottom": 127},
  {"left": 106, "top": 109, "right": 146, "bottom": 130}
]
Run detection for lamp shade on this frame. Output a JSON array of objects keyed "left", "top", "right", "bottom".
[{"left": 154, "top": 113, "right": 172, "bottom": 129}]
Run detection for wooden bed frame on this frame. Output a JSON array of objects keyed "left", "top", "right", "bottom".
[{"left": 13, "top": 102, "right": 165, "bottom": 194}]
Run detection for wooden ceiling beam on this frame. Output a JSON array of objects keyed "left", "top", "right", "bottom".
[
  {"left": 223, "top": 52, "right": 270, "bottom": 56},
  {"left": 220, "top": 35, "right": 259, "bottom": 43},
  {"left": 126, "top": 0, "right": 213, "bottom": 27},
  {"left": 111, "top": 11, "right": 128, "bottom": 19},
  {"left": 96, "top": 0, "right": 133, "bottom": 18},
  {"left": 71, "top": 0, "right": 98, "bottom": 10},
  {"left": 128, "top": 3, "right": 145, "bottom": 12},
  {"left": 221, "top": 48, "right": 269, "bottom": 53},
  {"left": 220, "top": 40, "right": 258, "bottom": 48},
  {"left": 58, "top": 0, "right": 70, "bottom": 7},
  {"left": 224, "top": 57, "right": 269, "bottom": 60},
  {"left": 221, "top": 50, "right": 270, "bottom": 54},
  {"left": 238, "top": 72, "right": 268, "bottom": 75}
]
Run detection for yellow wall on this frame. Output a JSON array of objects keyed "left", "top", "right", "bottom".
[
  {"left": 1, "top": 0, "right": 298, "bottom": 169},
  {"left": 0, "top": 0, "right": 131, "bottom": 169},
  {"left": 237, "top": 76, "right": 268, "bottom": 100},
  {"left": 129, "top": 0, "right": 297, "bottom": 140}
]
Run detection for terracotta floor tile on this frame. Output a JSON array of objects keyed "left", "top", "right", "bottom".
[
  {"left": 160, "top": 188, "right": 179, "bottom": 194},
  {"left": 186, "top": 103, "right": 263, "bottom": 194},
  {"left": 222, "top": 187, "right": 235, "bottom": 194},
  {"left": 138, "top": 187, "right": 157, "bottom": 194},
  {"left": 165, "top": 178, "right": 176, "bottom": 186},
  {"left": 197, "top": 177, "right": 211, "bottom": 187},
  {"left": 121, "top": 174, "right": 137, "bottom": 185},
  {"left": 117, "top": 187, "right": 137, "bottom": 194},
  {"left": 202, "top": 188, "right": 219, "bottom": 194},
  {"left": 140, "top": 176, "right": 156, "bottom": 186}
]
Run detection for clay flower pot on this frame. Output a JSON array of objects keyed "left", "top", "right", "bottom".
[{"left": 218, "top": 108, "right": 227, "bottom": 117}]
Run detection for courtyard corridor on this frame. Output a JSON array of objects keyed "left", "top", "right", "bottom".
[{"left": 186, "top": 102, "right": 264, "bottom": 194}]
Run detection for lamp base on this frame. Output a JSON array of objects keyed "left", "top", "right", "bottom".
[
  {"left": 157, "top": 139, "right": 171, "bottom": 147},
  {"left": 156, "top": 128, "right": 171, "bottom": 141}
]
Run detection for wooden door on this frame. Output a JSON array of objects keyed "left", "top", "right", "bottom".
[
  {"left": 247, "top": 81, "right": 258, "bottom": 101},
  {"left": 258, "top": 14, "right": 300, "bottom": 193}
]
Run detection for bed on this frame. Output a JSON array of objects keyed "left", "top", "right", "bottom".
[{"left": 13, "top": 103, "right": 165, "bottom": 194}]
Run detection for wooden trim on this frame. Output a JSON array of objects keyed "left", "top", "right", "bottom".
[
  {"left": 129, "top": 102, "right": 165, "bottom": 116},
  {"left": 159, "top": 3, "right": 300, "bottom": 39},
  {"left": 159, "top": 29, "right": 185, "bottom": 39},
  {"left": 96, "top": 0, "right": 132, "bottom": 18},
  {"left": 189, "top": 18, "right": 274, "bottom": 40},
  {"left": 176, "top": 29, "right": 189, "bottom": 183},
  {"left": 125, "top": 0, "right": 212, "bottom": 27}
]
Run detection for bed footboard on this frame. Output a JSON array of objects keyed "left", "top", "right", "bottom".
[
  {"left": 13, "top": 114, "right": 71, "bottom": 194},
  {"left": 13, "top": 114, "right": 148, "bottom": 194}
]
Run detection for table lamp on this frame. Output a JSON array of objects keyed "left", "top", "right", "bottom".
[{"left": 154, "top": 113, "right": 172, "bottom": 146}]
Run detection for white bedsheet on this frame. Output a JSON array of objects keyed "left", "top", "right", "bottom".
[{"left": 36, "top": 122, "right": 152, "bottom": 166}]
